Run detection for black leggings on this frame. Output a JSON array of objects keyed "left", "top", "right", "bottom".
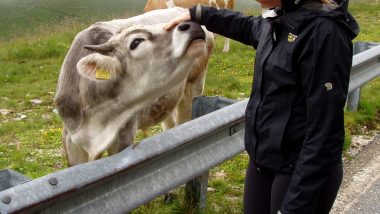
[{"left": 243, "top": 160, "right": 342, "bottom": 214}]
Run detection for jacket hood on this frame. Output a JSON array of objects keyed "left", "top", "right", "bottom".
[{"left": 277, "top": 0, "right": 359, "bottom": 39}]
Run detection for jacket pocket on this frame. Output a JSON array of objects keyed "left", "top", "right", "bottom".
[{"left": 255, "top": 100, "right": 292, "bottom": 170}]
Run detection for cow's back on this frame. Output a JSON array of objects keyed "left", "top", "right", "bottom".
[{"left": 144, "top": 0, "right": 235, "bottom": 12}]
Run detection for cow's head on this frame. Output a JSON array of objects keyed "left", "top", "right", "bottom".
[
  {"left": 77, "top": 21, "right": 207, "bottom": 94},
  {"left": 71, "top": 21, "right": 207, "bottom": 160}
]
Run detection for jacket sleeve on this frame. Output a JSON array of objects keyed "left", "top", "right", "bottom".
[
  {"left": 280, "top": 19, "right": 353, "bottom": 213},
  {"left": 189, "top": 5, "right": 264, "bottom": 48}
]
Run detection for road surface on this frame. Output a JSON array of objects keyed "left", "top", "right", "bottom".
[{"left": 332, "top": 134, "right": 380, "bottom": 214}]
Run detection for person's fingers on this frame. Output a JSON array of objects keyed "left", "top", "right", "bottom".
[
  {"left": 163, "top": 19, "right": 179, "bottom": 31},
  {"left": 164, "top": 17, "right": 184, "bottom": 31},
  {"left": 164, "top": 11, "right": 191, "bottom": 31}
]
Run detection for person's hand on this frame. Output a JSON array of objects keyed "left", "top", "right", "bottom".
[{"left": 163, "top": 11, "right": 191, "bottom": 31}]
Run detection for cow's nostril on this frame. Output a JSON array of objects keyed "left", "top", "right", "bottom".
[{"left": 178, "top": 23, "right": 190, "bottom": 31}]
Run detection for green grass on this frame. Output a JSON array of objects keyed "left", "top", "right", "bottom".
[
  {"left": 0, "top": 0, "right": 258, "bottom": 41},
  {"left": 0, "top": 0, "right": 146, "bottom": 40},
  {"left": 0, "top": 31, "right": 74, "bottom": 177},
  {"left": 0, "top": 1, "right": 379, "bottom": 213}
]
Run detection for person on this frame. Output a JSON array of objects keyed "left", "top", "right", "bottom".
[{"left": 165, "top": 0, "right": 359, "bottom": 213}]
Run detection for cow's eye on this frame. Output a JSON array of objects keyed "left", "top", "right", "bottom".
[{"left": 130, "top": 38, "right": 145, "bottom": 50}]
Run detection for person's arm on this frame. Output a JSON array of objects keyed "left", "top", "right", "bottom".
[
  {"left": 280, "top": 20, "right": 353, "bottom": 213},
  {"left": 189, "top": 5, "right": 264, "bottom": 47},
  {"left": 164, "top": 5, "right": 264, "bottom": 48}
]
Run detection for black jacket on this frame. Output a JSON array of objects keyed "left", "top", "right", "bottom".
[{"left": 190, "top": 0, "right": 359, "bottom": 213}]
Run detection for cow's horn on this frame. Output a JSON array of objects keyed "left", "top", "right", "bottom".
[{"left": 83, "top": 43, "right": 114, "bottom": 53}]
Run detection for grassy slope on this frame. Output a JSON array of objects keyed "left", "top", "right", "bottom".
[
  {"left": 0, "top": 0, "right": 145, "bottom": 40},
  {"left": 0, "top": 1, "right": 379, "bottom": 213},
  {"left": 0, "top": 0, "right": 257, "bottom": 41}
]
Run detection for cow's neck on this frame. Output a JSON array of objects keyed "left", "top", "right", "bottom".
[{"left": 70, "top": 93, "right": 154, "bottom": 160}]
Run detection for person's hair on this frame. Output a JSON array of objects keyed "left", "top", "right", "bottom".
[
  {"left": 309, "top": 0, "right": 337, "bottom": 5},
  {"left": 321, "top": 0, "right": 336, "bottom": 4},
  {"left": 283, "top": 0, "right": 337, "bottom": 11}
]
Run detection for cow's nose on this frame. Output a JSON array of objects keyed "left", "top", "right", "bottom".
[{"left": 178, "top": 22, "right": 190, "bottom": 31}]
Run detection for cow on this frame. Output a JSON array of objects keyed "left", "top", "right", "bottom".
[
  {"left": 55, "top": 7, "right": 214, "bottom": 166},
  {"left": 144, "top": 0, "right": 234, "bottom": 53}
]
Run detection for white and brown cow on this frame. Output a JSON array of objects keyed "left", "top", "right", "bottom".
[
  {"left": 55, "top": 8, "right": 214, "bottom": 166},
  {"left": 144, "top": 0, "right": 234, "bottom": 52}
]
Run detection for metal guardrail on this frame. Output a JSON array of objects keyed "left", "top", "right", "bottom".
[
  {"left": 0, "top": 42, "right": 379, "bottom": 213},
  {"left": 347, "top": 42, "right": 380, "bottom": 110},
  {"left": 0, "top": 97, "right": 246, "bottom": 214}
]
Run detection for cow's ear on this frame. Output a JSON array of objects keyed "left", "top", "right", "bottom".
[{"left": 77, "top": 53, "right": 121, "bottom": 81}]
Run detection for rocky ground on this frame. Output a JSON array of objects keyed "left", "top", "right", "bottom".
[{"left": 331, "top": 132, "right": 380, "bottom": 214}]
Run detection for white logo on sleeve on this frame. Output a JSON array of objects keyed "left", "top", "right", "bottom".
[{"left": 324, "top": 82, "right": 333, "bottom": 91}]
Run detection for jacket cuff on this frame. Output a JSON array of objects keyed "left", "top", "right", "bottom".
[{"left": 189, "top": 4, "right": 202, "bottom": 23}]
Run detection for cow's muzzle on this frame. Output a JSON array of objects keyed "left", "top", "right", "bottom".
[{"left": 177, "top": 21, "right": 206, "bottom": 42}]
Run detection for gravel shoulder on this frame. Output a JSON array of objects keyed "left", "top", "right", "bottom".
[{"left": 331, "top": 133, "right": 380, "bottom": 214}]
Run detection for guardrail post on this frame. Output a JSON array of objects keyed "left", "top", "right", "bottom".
[
  {"left": 0, "top": 169, "right": 31, "bottom": 192},
  {"left": 347, "top": 42, "right": 379, "bottom": 111},
  {"left": 347, "top": 88, "right": 361, "bottom": 111},
  {"left": 184, "top": 172, "right": 209, "bottom": 212},
  {"left": 184, "top": 96, "right": 236, "bottom": 213}
]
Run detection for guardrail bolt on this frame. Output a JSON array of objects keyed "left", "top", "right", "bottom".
[
  {"left": 229, "top": 127, "right": 237, "bottom": 136},
  {"left": 48, "top": 177, "right": 59, "bottom": 186},
  {"left": 1, "top": 196, "right": 11, "bottom": 204}
]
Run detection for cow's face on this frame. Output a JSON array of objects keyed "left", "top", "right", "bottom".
[
  {"left": 77, "top": 21, "right": 207, "bottom": 93},
  {"left": 70, "top": 22, "right": 207, "bottom": 160}
]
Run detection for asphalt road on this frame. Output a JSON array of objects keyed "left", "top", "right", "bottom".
[
  {"left": 331, "top": 134, "right": 380, "bottom": 214},
  {"left": 346, "top": 175, "right": 380, "bottom": 214}
]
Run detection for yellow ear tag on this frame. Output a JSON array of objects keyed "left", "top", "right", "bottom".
[{"left": 95, "top": 69, "right": 111, "bottom": 80}]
